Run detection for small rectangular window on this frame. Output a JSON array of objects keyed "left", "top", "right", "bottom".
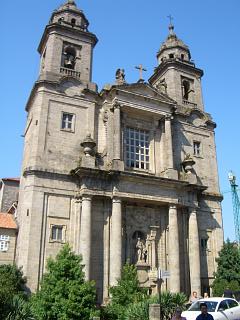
[
  {"left": 0, "top": 235, "right": 9, "bottom": 252},
  {"left": 193, "top": 141, "right": 201, "bottom": 156},
  {"left": 201, "top": 238, "right": 208, "bottom": 250},
  {"left": 61, "top": 113, "right": 75, "bottom": 131},
  {"left": 51, "top": 225, "right": 63, "bottom": 242}
]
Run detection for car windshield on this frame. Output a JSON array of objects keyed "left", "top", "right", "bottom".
[{"left": 189, "top": 301, "right": 218, "bottom": 312}]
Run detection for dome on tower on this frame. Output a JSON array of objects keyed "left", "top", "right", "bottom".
[
  {"left": 58, "top": 0, "right": 79, "bottom": 12},
  {"left": 157, "top": 23, "right": 191, "bottom": 64},
  {"left": 50, "top": 0, "right": 89, "bottom": 30}
]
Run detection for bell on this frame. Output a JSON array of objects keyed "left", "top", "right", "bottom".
[{"left": 65, "top": 59, "right": 73, "bottom": 68}]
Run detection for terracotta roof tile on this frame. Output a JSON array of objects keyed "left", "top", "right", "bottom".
[{"left": 0, "top": 213, "right": 17, "bottom": 229}]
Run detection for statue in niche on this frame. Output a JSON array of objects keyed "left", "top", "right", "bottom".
[
  {"left": 136, "top": 238, "right": 147, "bottom": 263},
  {"left": 115, "top": 68, "right": 126, "bottom": 85}
]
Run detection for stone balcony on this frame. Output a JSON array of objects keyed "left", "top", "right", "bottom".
[
  {"left": 60, "top": 67, "right": 81, "bottom": 78},
  {"left": 182, "top": 99, "right": 197, "bottom": 107}
]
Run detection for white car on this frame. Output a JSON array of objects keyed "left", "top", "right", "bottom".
[{"left": 181, "top": 297, "right": 240, "bottom": 320}]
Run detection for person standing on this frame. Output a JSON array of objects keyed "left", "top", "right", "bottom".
[
  {"left": 171, "top": 307, "right": 187, "bottom": 320},
  {"left": 189, "top": 291, "right": 200, "bottom": 304},
  {"left": 196, "top": 303, "right": 214, "bottom": 320}
]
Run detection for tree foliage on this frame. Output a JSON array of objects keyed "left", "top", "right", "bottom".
[
  {"left": 31, "top": 244, "right": 98, "bottom": 320},
  {"left": 102, "top": 263, "right": 187, "bottom": 320},
  {"left": 0, "top": 264, "right": 27, "bottom": 318},
  {"left": 212, "top": 240, "right": 240, "bottom": 296},
  {"left": 103, "top": 263, "right": 147, "bottom": 319}
]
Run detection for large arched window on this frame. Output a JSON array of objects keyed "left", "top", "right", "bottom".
[
  {"left": 182, "top": 79, "right": 190, "bottom": 100},
  {"left": 62, "top": 45, "right": 76, "bottom": 70}
]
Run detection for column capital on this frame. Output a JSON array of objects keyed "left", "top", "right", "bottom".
[
  {"left": 169, "top": 204, "right": 177, "bottom": 210},
  {"left": 113, "top": 102, "right": 121, "bottom": 110},
  {"left": 82, "top": 195, "right": 92, "bottom": 202},
  {"left": 112, "top": 196, "right": 121, "bottom": 204},
  {"left": 189, "top": 206, "right": 198, "bottom": 215},
  {"left": 165, "top": 114, "right": 173, "bottom": 121}
]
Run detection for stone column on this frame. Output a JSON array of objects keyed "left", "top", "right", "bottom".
[
  {"left": 79, "top": 195, "right": 92, "bottom": 280},
  {"left": 189, "top": 207, "right": 201, "bottom": 294},
  {"left": 113, "top": 103, "right": 121, "bottom": 160},
  {"left": 165, "top": 115, "right": 174, "bottom": 169},
  {"left": 110, "top": 197, "right": 122, "bottom": 286},
  {"left": 168, "top": 204, "right": 180, "bottom": 292}
]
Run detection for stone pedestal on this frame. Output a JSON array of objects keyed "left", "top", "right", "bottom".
[
  {"left": 168, "top": 204, "right": 180, "bottom": 292},
  {"left": 136, "top": 262, "right": 151, "bottom": 287},
  {"left": 81, "top": 155, "right": 95, "bottom": 168},
  {"left": 189, "top": 207, "right": 201, "bottom": 294},
  {"left": 79, "top": 195, "right": 92, "bottom": 280},
  {"left": 149, "top": 304, "right": 161, "bottom": 320},
  {"left": 110, "top": 197, "right": 122, "bottom": 286}
]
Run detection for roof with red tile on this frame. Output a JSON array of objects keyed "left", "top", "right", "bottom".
[
  {"left": 0, "top": 213, "right": 17, "bottom": 229},
  {"left": 2, "top": 178, "right": 20, "bottom": 183}
]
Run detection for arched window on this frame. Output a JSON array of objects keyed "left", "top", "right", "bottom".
[
  {"left": 182, "top": 79, "right": 190, "bottom": 100},
  {"left": 71, "top": 18, "right": 76, "bottom": 25},
  {"left": 62, "top": 45, "right": 76, "bottom": 70}
]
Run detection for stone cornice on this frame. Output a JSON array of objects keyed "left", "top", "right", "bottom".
[
  {"left": 25, "top": 79, "right": 100, "bottom": 112},
  {"left": 149, "top": 60, "right": 203, "bottom": 85},
  {"left": 38, "top": 23, "right": 98, "bottom": 55}
]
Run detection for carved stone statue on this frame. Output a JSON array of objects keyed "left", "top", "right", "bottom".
[
  {"left": 115, "top": 68, "right": 126, "bottom": 85},
  {"left": 136, "top": 238, "right": 147, "bottom": 263},
  {"left": 156, "top": 78, "right": 167, "bottom": 94}
]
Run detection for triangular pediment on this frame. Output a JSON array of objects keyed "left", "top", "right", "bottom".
[{"left": 115, "top": 82, "right": 176, "bottom": 105}]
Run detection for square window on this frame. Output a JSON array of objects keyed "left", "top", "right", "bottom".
[
  {"left": 61, "top": 113, "right": 75, "bottom": 131},
  {"left": 51, "top": 225, "right": 64, "bottom": 242},
  {"left": 193, "top": 141, "right": 201, "bottom": 156}
]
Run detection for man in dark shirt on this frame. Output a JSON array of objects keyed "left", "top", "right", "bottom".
[{"left": 196, "top": 303, "right": 214, "bottom": 320}]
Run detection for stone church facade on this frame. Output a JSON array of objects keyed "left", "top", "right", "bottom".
[{"left": 16, "top": 0, "right": 223, "bottom": 303}]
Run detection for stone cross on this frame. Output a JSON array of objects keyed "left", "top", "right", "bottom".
[
  {"left": 167, "top": 14, "right": 174, "bottom": 25},
  {"left": 135, "top": 64, "right": 147, "bottom": 81}
]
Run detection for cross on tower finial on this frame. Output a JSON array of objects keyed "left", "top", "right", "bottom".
[
  {"left": 135, "top": 64, "right": 147, "bottom": 82},
  {"left": 167, "top": 15, "right": 175, "bottom": 35},
  {"left": 167, "top": 15, "right": 174, "bottom": 25}
]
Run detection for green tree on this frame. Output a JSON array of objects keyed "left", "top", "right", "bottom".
[
  {"left": 103, "top": 263, "right": 147, "bottom": 320},
  {"left": 31, "top": 244, "right": 98, "bottom": 320},
  {"left": 212, "top": 240, "right": 240, "bottom": 296},
  {"left": 0, "top": 264, "right": 27, "bottom": 318}
]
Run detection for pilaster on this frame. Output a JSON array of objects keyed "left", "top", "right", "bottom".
[{"left": 168, "top": 204, "right": 180, "bottom": 292}]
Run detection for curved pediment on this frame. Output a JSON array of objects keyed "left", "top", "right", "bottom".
[
  {"left": 187, "top": 109, "right": 208, "bottom": 127},
  {"left": 57, "top": 77, "right": 85, "bottom": 97}
]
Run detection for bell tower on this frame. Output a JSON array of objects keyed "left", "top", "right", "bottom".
[
  {"left": 149, "top": 22, "right": 204, "bottom": 110},
  {"left": 39, "top": 0, "right": 97, "bottom": 88},
  {"left": 17, "top": 1, "right": 99, "bottom": 292}
]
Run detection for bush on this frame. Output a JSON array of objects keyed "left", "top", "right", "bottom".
[
  {"left": 6, "top": 295, "right": 33, "bottom": 320},
  {"left": 31, "top": 244, "right": 98, "bottom": 320},
  {"left": 0, "top": 264, "right": 27, "bottom": 318}
]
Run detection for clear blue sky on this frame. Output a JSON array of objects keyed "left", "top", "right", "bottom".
[{"left": 1, "top": 0, "right": 240, "bottom": 241}]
